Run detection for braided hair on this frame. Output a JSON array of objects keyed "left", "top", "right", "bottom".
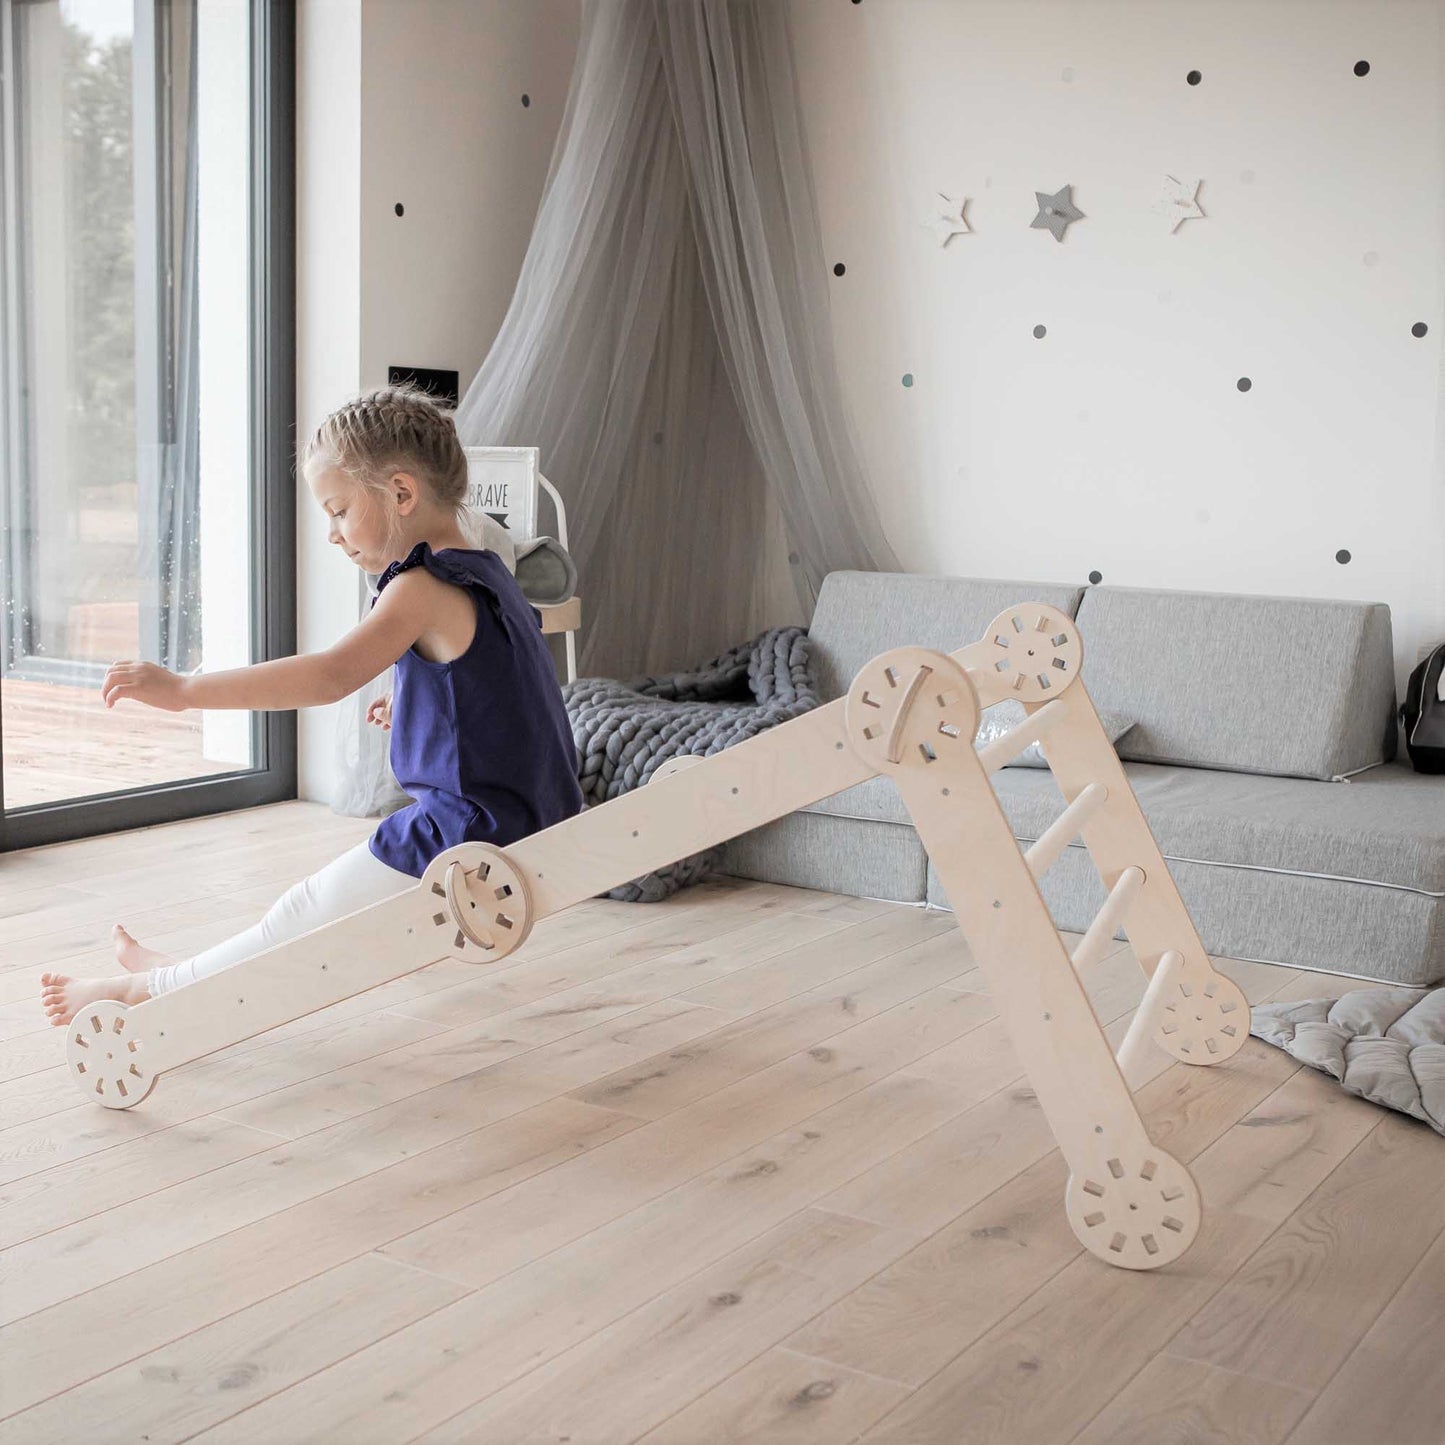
[{"left": 301, "top": 385, "right": 469, "bottom": 549}]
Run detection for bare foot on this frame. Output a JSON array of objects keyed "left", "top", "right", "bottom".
[
  {"left": 41, "top": 971, "right": 149, "bottom": 1028},
  {"left": 112, "top": 924, "right": 175, "bottom": 973}
]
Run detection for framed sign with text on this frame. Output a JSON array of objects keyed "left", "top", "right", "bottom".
[{"left": 463, "top": 446, "right": 538, "bottom": 539}]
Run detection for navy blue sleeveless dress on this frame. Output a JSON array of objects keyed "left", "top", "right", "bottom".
[{"left": 366, "top": 542, "right": 584, "bottom": 878}]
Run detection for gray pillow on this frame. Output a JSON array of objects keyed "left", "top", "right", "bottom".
[{"left": 975, "top": 699, "right": 1137, "bottom": 768}]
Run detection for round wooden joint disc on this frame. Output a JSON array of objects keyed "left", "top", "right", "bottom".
[
  {"left": 1065, "top": 1146, "right": 1201, "bottom": 1270},
  {"left": 844, "top": 647, "right": 979, "bottom": 773},
  {"left": 650, "top": 756, "right": 706, "bottom": 784},
  {"left": 67, "top": 1000, "right": 156, "bottom": 1109},
  {"left": 422, "top": 843, "right": 533, "bottom": 961},
  {"left": 979, "top": 603, "right": 1083, "bottom": 702},
  {"left": 1154, "top": 967, "right": 1249, "bottom": 1065}
]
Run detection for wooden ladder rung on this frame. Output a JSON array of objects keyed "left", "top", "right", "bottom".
[
  {"left": 975, "top": 695, "right": 1070, "bottom": 773},
  {"left": 1069, "top": 865, "right": 1146, "bottom": 973},
  {"left": 1116, "top": 949, "right": 1186, "bottom": 1077},
  {"left": 1024, "top": 781, "right": 1109, "bottom": 880}
]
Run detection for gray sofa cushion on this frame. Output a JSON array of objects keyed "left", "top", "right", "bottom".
[
  {"left": 976, "top": 761, "right": 1444, "bottom": 895},
  {"left": 1074, "top": 586, "right": 1398, "bottom": 781},
  {"left": 921, "top": 759, "right": 1444, "bottom": 985},
  {"left": 807, "top": 571, "right": 1084, "bottom": 703},
  {"left": 926, "top": 846, "right": 1445, "bottom": 988},
  {"left": 723, "top": 810, "right": 928, "bottom": 902}
]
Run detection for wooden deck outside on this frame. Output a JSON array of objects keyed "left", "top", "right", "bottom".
[
  {"left": 0, "top": 802, "right": 1440, "bottom": 1443},
  {"left": 1, "top": 678, "right": 237, "bottom": 810}
]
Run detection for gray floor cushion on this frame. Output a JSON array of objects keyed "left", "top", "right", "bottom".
[{"left": 1250, "top": 987, "right": 1445, "bottom": 1135}]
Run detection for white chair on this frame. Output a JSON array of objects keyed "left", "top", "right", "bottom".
[{"left": 463, "top": 446, "right": 579, "bottom": 683}]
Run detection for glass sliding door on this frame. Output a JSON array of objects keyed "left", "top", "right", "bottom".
[{"left": 0, "top": 0, "right": 294, "bottom": 852}]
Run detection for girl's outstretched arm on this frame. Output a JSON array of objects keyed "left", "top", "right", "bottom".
[{"left": 101, "top": 572, "right": 431, "bottom": 713}]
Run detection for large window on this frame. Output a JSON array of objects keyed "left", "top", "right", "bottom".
[{"left": 0, "top": 0, "right": 293, "bottom": 851}]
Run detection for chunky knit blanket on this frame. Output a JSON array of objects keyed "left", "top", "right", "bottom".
[
  {"left": 563, "top": 626, "right": 818, "bottom": 902},
  {"left": 1251, "top": 986, "right": 1445, "bottom": 1135}
]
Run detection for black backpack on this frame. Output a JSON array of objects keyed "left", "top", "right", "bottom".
[{"left": 1400, "top": 642, "right": 1445, "bottom": 775}]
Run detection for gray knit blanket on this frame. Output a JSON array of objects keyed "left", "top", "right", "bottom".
[{"left": 563, "top": 627, "right": 818, "bottom": 902}]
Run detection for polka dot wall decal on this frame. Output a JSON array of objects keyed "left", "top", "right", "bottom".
[
  {"left": 1240, "top": 169, "right": 1256, "bottom": 184},
  {"left": 1412, "top": 322, "right": 1428, "bottom": 337},
  {"left": 1353, "top": 60, "right": 1370, "bottom": 76},
  {"left": 1237, "top": 377, "right": 1252, "bottom": 392},
  {"left": 1088, "top": 571, "right": 1103, "bottom": 585},
  {"left": 902, "top": 373, "right": 915, "bottom": 388},
  {"left": 1363, "top": 251, "right": 1380, "bottom": 266},
  {"left": 522, "top": 94, "right": 531, "bottom": 107},
  {"left": 1186, "top": 70, "right": 1202, "bottom": 85},
  {"left": 1336, "top": 549, "right": 1352, "bottom": 564},
  {"left": 1033, "top": 325, "right": 1047, "bottom": 338},
  {"left": 1061, "top": 67, "right": 1075, "bottom": 82},
  {"left": 833, "top": 262, "right": 846, "bottom": 277}
]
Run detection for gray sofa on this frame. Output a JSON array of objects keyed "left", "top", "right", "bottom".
[{"left": 722, "top": 572, "right": 1445, "bottom": 988}]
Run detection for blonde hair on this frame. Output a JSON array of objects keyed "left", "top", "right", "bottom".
[{"left": 301, "top": 385, "right": 468, "bottom": 549}]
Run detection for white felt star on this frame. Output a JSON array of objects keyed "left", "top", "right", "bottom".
[
  {"left": 1152, "top": 174, "right": 1205, "bottom": 233},
  {"left": 923, "top": 192, "right": 972, "bottom": 246}
]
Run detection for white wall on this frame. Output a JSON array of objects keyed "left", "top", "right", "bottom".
[
  {"left": 295, "top": 0, "right": 579, "bottom": 803},
  {"left": 788, "top": 0, "right": 1445, "bottom": 692}
]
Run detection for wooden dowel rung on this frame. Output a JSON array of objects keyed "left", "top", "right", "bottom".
[
  {"left": 975, "top": 696, "right": 1070, "bottom": 774},
  {"left": 1024, "top": 782, "right": 1108, "bottom": 880},
  {"left": 1070, "top": 866, "right": 1146, "bottom": 973},
  {"left": 1117, "top": 949, "right": 1186, "bottom": 1080}
]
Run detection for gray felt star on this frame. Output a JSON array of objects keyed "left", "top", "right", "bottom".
[{"left": 1031, "top": 184, "right": 1084, "bottom": 242}]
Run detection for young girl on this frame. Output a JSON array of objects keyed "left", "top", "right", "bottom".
[{"left": 41, "top": 386, "right": 584, "bottom": 1026}]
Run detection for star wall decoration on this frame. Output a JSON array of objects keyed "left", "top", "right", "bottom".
[
  {"left": 923, "top": 192, "right": 972, "bottom": 246},
  {"left": 1031, "top": 184, "right": 1084, "bottom": 242},
  {"left": 1151, "top": 174, "right": 1205, "bottom": 233}
]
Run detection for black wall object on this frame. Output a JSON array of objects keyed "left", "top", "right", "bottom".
[{"left": 388, "top": 366, "right": 461, "bottom": 406}]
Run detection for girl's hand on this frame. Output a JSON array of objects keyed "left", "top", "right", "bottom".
[
  {"left": 101, "top": 661, "right": 192, "bottom": 713},
  {"left": 366, "top": 692, "right": 393, "bottom": 730}
]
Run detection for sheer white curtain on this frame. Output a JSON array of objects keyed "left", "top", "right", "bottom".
[
  {"left": 336, "top": 0, "right": 899, "bottom": 818},
  {"left": 455, "top": 0, "right": 898, "bottom": 679}
]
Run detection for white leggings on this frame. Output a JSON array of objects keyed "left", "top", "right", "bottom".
[{"left": 146, "top": 838, "right": 415, "bottom": 998}]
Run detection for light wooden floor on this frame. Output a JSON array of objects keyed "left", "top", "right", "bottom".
[{"left": 1, "top": 802, "right": 1441, "bottom": 1445}]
